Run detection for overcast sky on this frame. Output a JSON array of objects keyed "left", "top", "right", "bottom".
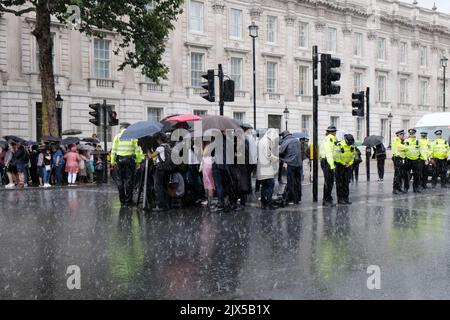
[{"left": 413, "top": 0, "right": 450, "bottom": 14}]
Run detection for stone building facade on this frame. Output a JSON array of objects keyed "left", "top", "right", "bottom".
[{"left": 1, "top": 0, "right": 450, "bottom": 144}]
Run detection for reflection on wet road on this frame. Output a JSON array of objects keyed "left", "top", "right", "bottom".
[{"left": 1, "top": 182, "right": 450, "bottom": 299}]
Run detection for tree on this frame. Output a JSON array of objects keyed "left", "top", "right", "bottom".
[{"left": 0, "top": 0, "right": 183, "bottom": 137}]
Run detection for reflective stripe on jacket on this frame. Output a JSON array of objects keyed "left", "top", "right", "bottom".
[{"left": 431, "top": 138, "right": 450, "bottom": 160}]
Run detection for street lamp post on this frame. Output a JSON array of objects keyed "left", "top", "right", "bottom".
[
  {"left": 55, "top": 91, "right": 64, "bottom": 137},
  {"left": 283, "top": 105, "right": 290, "bottom": 131},
  {"left": 441, "top": 56, "right": 448, "bottom": 112},
  {"left": 249, "top": 21, "right": 259, "bottom": 130},
  {"left": 387, "top": 112, "right": 393, "bottom": 149}
]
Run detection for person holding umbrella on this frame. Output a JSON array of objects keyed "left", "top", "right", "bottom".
[
  {"left": 111, "top": 122, "right": 145, "bottom": 207},
  {"left": 372, "top": 143, "right": 387, "bottom": 182}
]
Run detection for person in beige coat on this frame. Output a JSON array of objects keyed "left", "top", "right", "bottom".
[{"left": 257, "top": 128, "right": 279, "bottom": 209}]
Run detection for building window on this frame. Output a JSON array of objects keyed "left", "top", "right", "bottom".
[
  {"left": 301, "top": 115, "right": 311, "bottom": 136},
  {"left": 230, "top": 57, "right": 242, "bottom": 90},
  {"left": 377, "top": 75, "right": 386, "bottom": 102},
  {"left": 377, "top": 37, "right": 386, "bottom": 61},
  {"left": 194, "top": 110, "right": 207, "bottom": 116},
  {"left": 266, "top": 62, "right": 277, "bottom": 93},
  {"left": 353, "top": 32, "right": 363, "bottom": 57},
  {"left": 356, "top": 117, "right": 364, "bottom": 141},
  {"left": 229, "top": 8, "right": 242, "bottom": 39},
  {"left": 327, "top": 27, "right": 337, "bottom": 53},
  {"left": 267, "top": 16, "right": 277, "bottom": 44},
  {"left": 380, "top": 119, "right": 387, "bottom": 144},
  {"left": 148, "top": 107, "right": 163, "bottom": 122},
  {"left": 420, "top": 46, "right": 427, "bottom": 67},
  {"left": 354, "top": 73, "right": 363, "bottom": 93},
  {"left": 399, "top": 78, "right": 408, "bottom": 104},
  {"left": 402, "top": 119, "right": 410, "bottom": 131},
  {"left": 36, "top": 33, "right": 56, "bottom": 73},
  {"left": 233, "top": 112, "right": 245, "bottom": 123},
  {"left": 189, "top": 0, "right": 204, "bottom": 33},
  {"left": 420, "top": 80, "right": 428, "bottom": 105},
  {"left": 330, "top": 116, "right": 339, "bottom": 129},
  {"left": 190, "top": 52, "right": 204, "bottom": 87},
  {"left": 400, "top": 42, "right": 407, "bottom": 64},
  {"left": 299, "top": 66, "right": 308, "bottom": 96},
  {"left": 299, "top": 22, "right": 309, "bottom": 48},
  {"left": 94, "top": 38, "right": 111, "bottom": 79},
  {"left": 268, "top": 115, "right": 282, "bottom": 130}
]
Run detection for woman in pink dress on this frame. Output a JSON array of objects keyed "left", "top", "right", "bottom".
[
  {"left": 64, "top": 146, "right": 81, "bottom": 185},
  {"left": 200, "top": 142, "right": 215, "bottom": 209}
]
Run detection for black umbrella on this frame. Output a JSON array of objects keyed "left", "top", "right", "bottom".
[
  {"left": 3, "top": 135, "right": 25, "bottom": 144},
  {"left": 62, "top": 137, "right": 80, "bottom": 145},
  {"left": 363, "top": 135, "right": 384, "bottom": 148},
  {"left": 41, "top": 136, "right": 62, "bottom": 143},
  {"left": 0, "top": 140, "right": 7, "bottom": 149},
  {"left": 62, "top": 129, "right": 83, "bottom": 136},
  {"left": 25, "top": 140, "right": 38, "bottom": 146},
  {"left": 81, "top": 137, "right": 100, "bottom": 144}
]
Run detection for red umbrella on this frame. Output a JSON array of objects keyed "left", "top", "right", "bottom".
[{"left": 166, "top": 114, "right": 202, "bottom": 122}]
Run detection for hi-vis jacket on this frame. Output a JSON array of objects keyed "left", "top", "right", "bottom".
[
  {"left": 430, "top": 138, "right": 450, "bottom": 160},
  {"left": 392, "top": 137, "right": 406, "bottom": 158},
  {"left": 335, "top": 141, "right": 356, "bottom": 167},
  {"left": 419, "top": 138, "right": 431, "bottom": 161},
  {"left": 320, "top": 134, "right": 338, "bottom": 170},
  {"left": 404, "top": 137, "right": 421, "bottom": 161},
  {"left": 110, "top": 129, "right": 144, "bottom": 166}
]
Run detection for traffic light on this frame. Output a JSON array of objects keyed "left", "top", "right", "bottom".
[
  {"left": 200, "top": 69, "right": 215, "bottom": 102},
  {"left": 352, "top": 91, "right": 365, "bottom": 117},
  {"left": 223, "top": 79, "right": 235, "bottom": 102},
  {"left": 89, "top": 103, "right": 101, "bottom": 126},
  {"left": 320, "top": 54, "right": 341, "bottom": 96},
  {"left": 108, "top": 109, "right": 119, "bottom": 126}
]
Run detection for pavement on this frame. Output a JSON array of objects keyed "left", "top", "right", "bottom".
[{"left": 1, "top": 172, "right": 450, "bottom": 300}]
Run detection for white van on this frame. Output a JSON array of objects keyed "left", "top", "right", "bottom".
[{"left": 415, "top": 113, "right": 450, "bottom": 141}]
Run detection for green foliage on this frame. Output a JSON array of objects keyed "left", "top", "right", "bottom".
[{"left": 1, "top": 0, "right": 184, "bottom": 83}]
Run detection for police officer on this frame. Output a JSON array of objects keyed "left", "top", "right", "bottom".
[
  {"left": 404, "top": 128, "right": 422, "bottom": 193},
  {"left": 335, "top": 134, "right": 356, "bottom": 205},
  {"left": 430, "top": 130, "right": 450, "bottom": 188},
  {"left": 392, "top": 129, "right": 407, "bottom": 194},
  {"left": 111, "top": 122, "right": 144, "bottom": 206},
  {"left": 320, "top": 126, "right": 338, "bottom": 206},
  {"left": 418, "top": 131, "right": 431, "bottom": 189}
]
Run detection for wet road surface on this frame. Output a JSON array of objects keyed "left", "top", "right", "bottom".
[{"left": 1, "top": 176, "right": 450, "bottom": 299}]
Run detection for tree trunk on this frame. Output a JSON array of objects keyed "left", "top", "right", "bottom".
[{"left": 32, "top": 0, "right": 59, "bottom": 138}]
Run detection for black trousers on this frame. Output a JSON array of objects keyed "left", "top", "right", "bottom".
[
  {"left": 377, "top": 158, "right": 385, "bottom": 180},
  {"left": 392, "top": 157, "right": 407, "bottom": 191},
  {"left": 117, "top": 156, "right": 135, "bottom": 205},
  {"left": 335, "top": 163, "right": 351, "bottom": 202},
  {"left": 154, "top": 169, "right": 169, "bottom": 209},
  {"left": 418, "top": 160, "right": 427, "bottom": 188},
  {"left": 404, "top": 159, "right": 421, "bottom": 192},
  {"left": 261, "top": 178, "right": 274, "bottom": 207},
  {"left": 321, "top": 158, "right": 335, "bottom": 203},
  {"left": 283, "top": 165, "right": 302, "bottom": 203},
  {"left": 432, "top": 159, "right": 448, "bottom": 187}
]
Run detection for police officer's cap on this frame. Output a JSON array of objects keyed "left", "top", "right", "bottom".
[
  {"left": 420, "top": 132, "right": 428, "bottom": 135},
  {"left": 408, "top": 128, "right": 417, "bottom": 134},
  {"left": 395, "top": 130, "right": 405, "bottom": 135},
  {"left": 120, "top": 122, "right": 130, "bottom": 129},
  {"left": 326, "top": 126, "right": 337, "bottom": 133},
  {"left": 435, "top": 130, "right": 443, "bottom": 135}
]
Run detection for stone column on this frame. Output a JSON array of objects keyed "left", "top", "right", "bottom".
[
  {"left": 6, "top": 15, "right": 23, "bottom": 84},
  {"left": 69, "top": 29, "right": 83, "bottom": 91},
  {"left": 284, "top": 15, "right": 296, "bottom": 102}
]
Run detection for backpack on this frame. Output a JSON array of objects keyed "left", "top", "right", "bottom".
[{"left": 157, "top": 144, "right": 175, "bottom": 171}]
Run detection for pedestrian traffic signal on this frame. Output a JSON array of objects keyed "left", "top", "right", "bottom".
[
  {"left": 352, "top": 91, "right": 365, "bottom": 117},
  {"left": 108, "top": 109, "right": 119, "bottom": 126},
  {"left": 200, "top": 69, "right": 215, "bottom": 102},
  {"left": 223, "top": 79, "right": 235, "bottom": 102},
  {"left": 320, "top": 54, "right": 341, "bottom": 96},
  {"left": 89, "top": 103, "right": 101, "bottom": 126}
]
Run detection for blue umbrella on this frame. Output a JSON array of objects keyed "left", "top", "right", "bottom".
[
  {"left": 26, "top": 140, "right": 38, "bottom": 146},
  {"left": 291, "top": 132, "right": 308, "bottom": 139},
  {"left": 120, "top": 121, "right": 163, "bottom": 140}
]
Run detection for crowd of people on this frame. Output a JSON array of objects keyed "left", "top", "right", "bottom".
[{"left": 0, "top": 138, "right": 106, "bottom": 188}]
